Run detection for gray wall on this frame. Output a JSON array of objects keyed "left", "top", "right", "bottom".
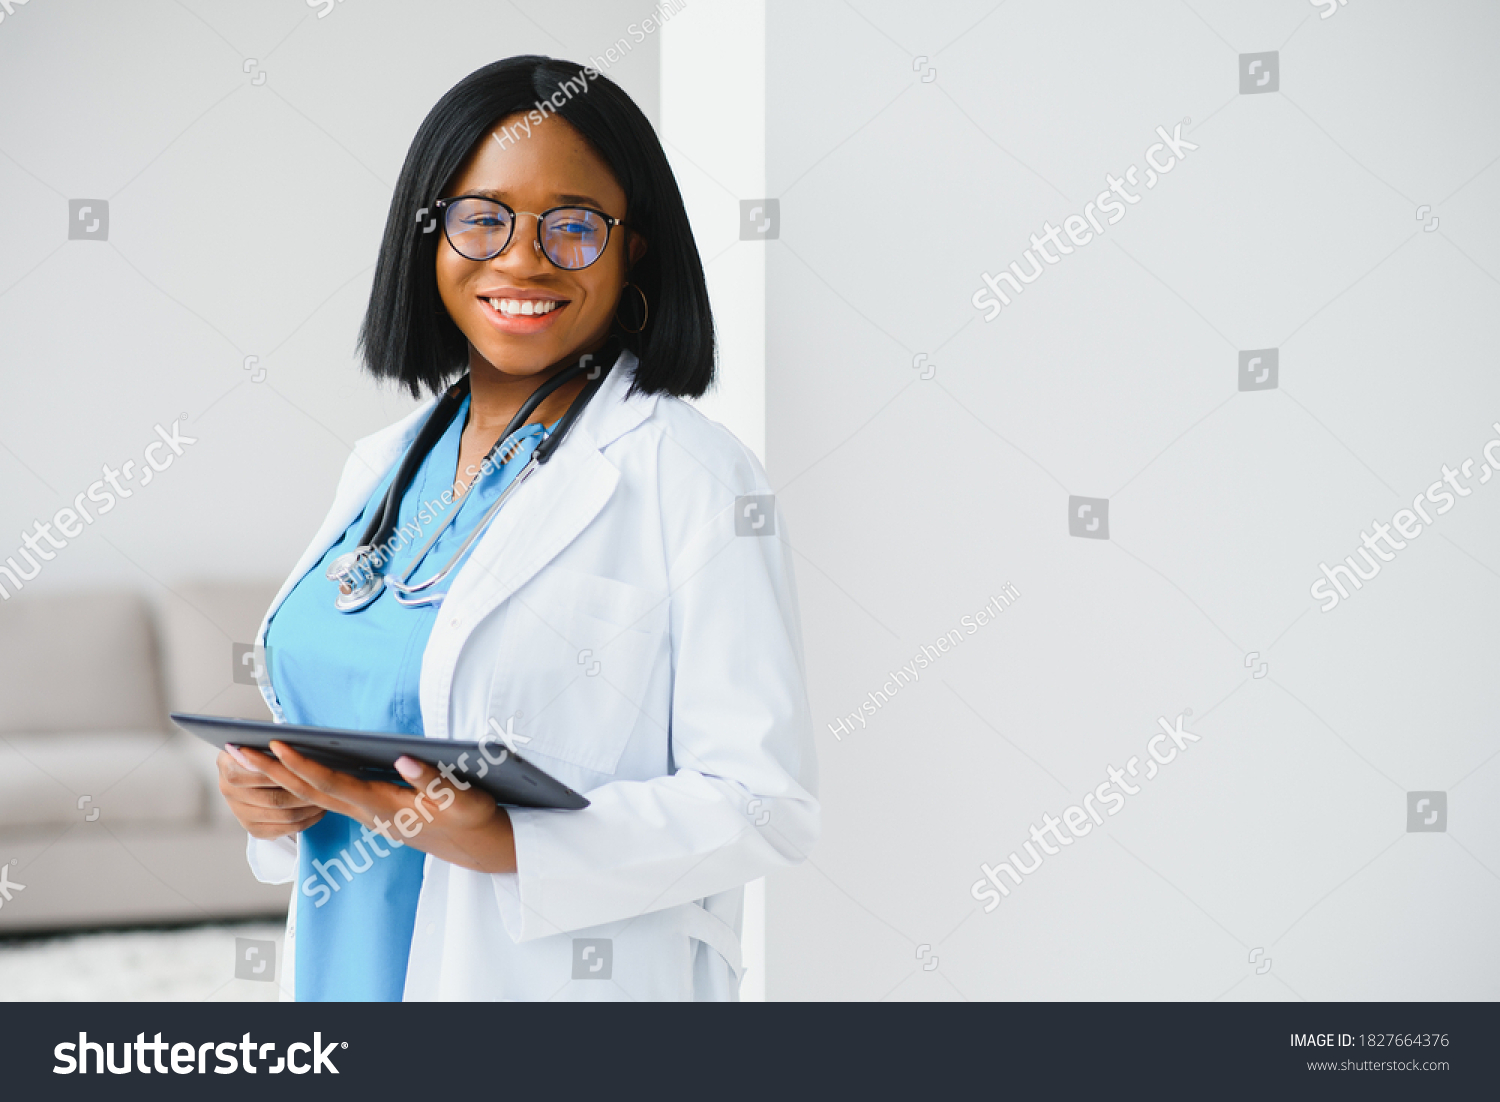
[
  {"left": 766, "top": 0, "right": 1500, "bottom": 999},
  {"left": 0, "top": 0, "right": 661, "bottom": 595}
]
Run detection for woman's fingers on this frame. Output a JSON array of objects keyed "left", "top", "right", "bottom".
[
  {"left": 262, "top": 740, "right": 435, "bottom": 830},
  {"left": 244, "top": 808, "right": 324, "bottom": 840},
  {"left": 224, "top": 743, "right": 258, "bottom": 771},
  {"left": 267, "top": 741, "right": 379, "bottom": 801},
  {"left": 229, "top": 744, "right": 294, "bottom": 779},
  {"left": 394, "top": 755, "right": 501, "bottom": 841},
  {"left": 219, "top": 746, "right": 271, "bottom": 786},
  {"left": 394, "top": 754, "right": 438, "bottom": 789},
  {"left": 217, "top": 744, "right": 338, "bottom": 838},
  {"left": 219, "top": 765, "right": 321, "bottom": 807},
  {"left": 228, "top": 742, "right": 484, "bottom": 853},
  {"left": 218, "top": 749, "right": 322, "bottom": 810},
  {"left": 229, "top": 799, "right": 327, "bottom": 825},
  {"left": 221, "top": 745, "right": 306, "bottom": 790},
  {"left": 221, "top": 741, "right": 511, "bottom": 872},
  {"left": 248, "top": 741, "right": 370, "bottom": 819}
]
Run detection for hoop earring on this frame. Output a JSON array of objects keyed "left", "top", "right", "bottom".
[{"left": 615, "top": 281, "right": 648, "bottom": 334}]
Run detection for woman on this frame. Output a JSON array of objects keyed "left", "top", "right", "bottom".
[{"left": 215, "top": 56, "right": 818, "bottom": 1001}]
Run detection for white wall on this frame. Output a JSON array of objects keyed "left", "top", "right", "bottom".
[
  {"left": 662, "top": 0, "right": 769, "bottom": 1001},
  {"left": 765, "top": 0, "right": 1500, "bottom": 1000}
]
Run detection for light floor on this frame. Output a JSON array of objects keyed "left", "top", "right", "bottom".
[{"left": 0, "top": 921, "right": 286, "bottom": 1001}]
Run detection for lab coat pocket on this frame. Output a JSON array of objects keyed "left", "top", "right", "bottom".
[{"left": 488, "top": 569, "right": 667, "bottom": 777}]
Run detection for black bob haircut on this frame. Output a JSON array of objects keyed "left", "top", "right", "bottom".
[{"left": 358, "top": 55, "right": 716, "bottom": 399}]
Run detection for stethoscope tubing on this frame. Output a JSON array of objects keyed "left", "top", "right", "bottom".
[
  {"left": 385, "top": 451, "right": 539, "bottom": 604},
  {"left": 327, "top": 340, "right": 621, "bottom": 613}
]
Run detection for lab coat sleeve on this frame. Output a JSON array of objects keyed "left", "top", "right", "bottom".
[
  {"left": 494, "top": 494, "right": 820, "bottom": 942},
  {"left": 247, "top": 834, "right": 299, "bottom": 885}
]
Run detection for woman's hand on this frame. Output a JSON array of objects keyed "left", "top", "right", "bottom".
[
  {"left": 218, "top": 744, "right": 327, "bottom": 840},
  {"left": 226, "top": 741, "right": 518, "bottom": 874}
]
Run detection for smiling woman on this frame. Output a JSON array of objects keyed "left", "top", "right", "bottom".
[
  {"left": 211, "top": 55, "right": 819, "bottom": 1003},
  {"left": 360, "top": 55, "right": 713, "bottom": 403}
]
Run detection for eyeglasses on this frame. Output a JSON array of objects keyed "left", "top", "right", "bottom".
[{"left": 433, "top": 196, "right": 627, "bottom": 270}]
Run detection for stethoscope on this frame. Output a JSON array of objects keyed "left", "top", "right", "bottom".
[{"left": 325, "top": 340, "right": 622, "bottom": 613}]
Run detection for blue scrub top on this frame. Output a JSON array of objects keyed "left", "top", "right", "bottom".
[{"left": 265, "top": 394, "right": 550, "bottom": 1001}]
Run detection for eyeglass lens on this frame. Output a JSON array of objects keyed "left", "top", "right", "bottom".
[{"left": 444, "top": 199, "right": 610, "bottom": 269}]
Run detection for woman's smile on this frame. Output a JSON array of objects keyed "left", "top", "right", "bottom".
[{"left": 477, "top": 291, "right": 572, "bottom": 333}]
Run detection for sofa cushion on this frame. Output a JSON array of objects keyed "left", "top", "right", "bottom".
[
  {"left": 0, "top": 590, "right": 162, "bottom": 734},
  {"left": 0, "top": 823, "right": 291, "bottom": 932},
  {"left": 0, "top": 732, "right": 203, "bottom": 828}
]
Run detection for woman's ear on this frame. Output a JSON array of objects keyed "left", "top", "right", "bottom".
[{"left": 627, "top": 230, "right": 648, "bottom": 268}]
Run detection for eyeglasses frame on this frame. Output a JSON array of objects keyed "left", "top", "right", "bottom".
[{"left": 433, "top": 195, "right": 628, "bottom": 270}]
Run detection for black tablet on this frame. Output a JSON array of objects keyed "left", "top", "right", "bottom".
[{"left": 171, "top": 712, "right": 589, "bottom": 811}]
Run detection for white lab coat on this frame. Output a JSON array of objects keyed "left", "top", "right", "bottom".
[{"left": 244, "top": 352, "right": 819, "bottom": 1001}]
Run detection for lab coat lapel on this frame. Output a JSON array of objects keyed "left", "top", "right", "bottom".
[
  {"left": 421, "top": 356, "right": 655, "bottom": 740},
  {"left": 440, "top": 354, "right": 656, "bottom": 627},
  {"left": 444, "top": 435, "right": 621, "bottom": 622}
]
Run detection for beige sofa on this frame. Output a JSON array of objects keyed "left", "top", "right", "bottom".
[{"left": 0, "top": 583, "right": 292, "bottom": 932}]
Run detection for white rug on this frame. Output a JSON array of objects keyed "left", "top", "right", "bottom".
[{"left": 0, "top": 922, "right": 287, "bottom": 1001}]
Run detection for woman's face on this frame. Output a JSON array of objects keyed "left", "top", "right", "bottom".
[{"left": 435, "top": 112, "right": 643, "bottom": 378}]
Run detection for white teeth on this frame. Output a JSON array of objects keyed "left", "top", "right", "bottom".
[{"left": 489, "top": 298, "right": 559, "bottom": 317}]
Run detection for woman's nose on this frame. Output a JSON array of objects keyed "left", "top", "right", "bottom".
[{"left": 492, "top": 216, "right": 548, "bottom": 268}]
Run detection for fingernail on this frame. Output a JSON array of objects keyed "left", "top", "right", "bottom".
[
  {"left": 225, "top": 743, "right": 255, "bottom": 769},
  {"left": 394, "top": 755, "right": 422, "bottom": 780}
]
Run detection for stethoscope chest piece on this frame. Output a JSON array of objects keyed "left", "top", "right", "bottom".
[{"left": 326, "top": 546, "right": 385, "bottom": 613}]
